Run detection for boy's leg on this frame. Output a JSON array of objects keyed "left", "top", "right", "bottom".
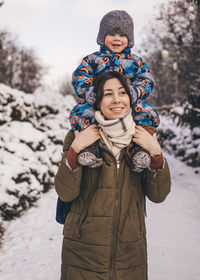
[
  {"left": 69, "top": 102, "right": 103, "bottom": 168},
  {"left": 69, "top": 102, "right": 97, "bottom": 131},
  {"left": 127, "top": 100, "right": 159, "bottom": 172},
  {"left": 133, "top": 100, "right": 160, "bottom": 128}
]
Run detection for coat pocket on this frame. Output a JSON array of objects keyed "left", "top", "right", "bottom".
[
  {"left": 118, "top": 214, "right": 140, "bottom": 242},
  {"left": 118, "top": 201, "right": 143, "bottom": 242},
  {"left": 63, "top": 211, "right": 80, "bottom": 239}
]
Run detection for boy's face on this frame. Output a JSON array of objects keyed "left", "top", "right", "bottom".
[{"left": 104, "top": 34, "right": 128, "bottom": 53}]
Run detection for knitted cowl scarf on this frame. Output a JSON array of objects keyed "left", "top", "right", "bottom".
[{"left": 95, "top": 109, "right": 135, "bottom": 158}]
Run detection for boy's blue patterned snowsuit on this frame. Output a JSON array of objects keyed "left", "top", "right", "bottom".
[{"left": 69, "top": 45, "right": 159, "bottom": 131}]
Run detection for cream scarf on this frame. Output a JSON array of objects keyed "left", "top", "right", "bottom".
[{"left": 95, "top": 109, "right": 135, "bottom": 158}]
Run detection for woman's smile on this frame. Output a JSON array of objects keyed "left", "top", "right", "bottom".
[{"left": 110, "top": 106, "right": 124, "bottom": 112}]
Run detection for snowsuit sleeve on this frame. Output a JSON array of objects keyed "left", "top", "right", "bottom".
[
  {"left": 144, "top": 159, "right": 171, "bottom": 203},
  {"left": 72, "top": 55, "right": 95, "bottom": 99},
  {"left": 54, "top": 130, "right": 83, "bottom": 202},
  {"left": 131, "top": 56, "right": 154, "bottom": 100}
]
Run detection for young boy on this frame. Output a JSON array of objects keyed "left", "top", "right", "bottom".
[{"left": 69, "top": 10, "right": 159, "bottom": 172}]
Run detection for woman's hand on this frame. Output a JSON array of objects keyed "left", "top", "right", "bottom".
[
  {"left": 132, "top": 126, "right": 162, "bottom": 157},
  {"left": 71, "top": 124, "right": 100, "bottom": 153}
]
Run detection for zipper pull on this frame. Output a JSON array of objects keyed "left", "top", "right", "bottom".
[
  {"left": 117, "top": 160, "right": 120, "bottom": 169},
  {"left": 153, "top": 171, "right": 157, "bottom": 178}
]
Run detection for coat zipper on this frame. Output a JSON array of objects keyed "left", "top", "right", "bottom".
[{"left": 109, "top": 160, "right": 120, "bottom": 280}]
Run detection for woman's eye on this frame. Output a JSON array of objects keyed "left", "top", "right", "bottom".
[
  {"left": 119, "top": 91, "right": 127, "bottom": 95},
  {"left": 104, "top": 92, "right": 112, "bottom": 96}
]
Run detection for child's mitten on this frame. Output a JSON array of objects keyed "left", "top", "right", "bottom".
[
  {"left": 129, "top": 84, "right": 138, "bottom": 105},
  {"left": 85, "top": 87, "right": 96, "bottom": 106}
]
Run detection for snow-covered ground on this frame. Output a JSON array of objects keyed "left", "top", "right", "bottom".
[
  {"left": 0, "top": 153, "right": 199, "bottom": 280},
  {"left": 147, "top": 153, "right": 200, "bottom": 280}
]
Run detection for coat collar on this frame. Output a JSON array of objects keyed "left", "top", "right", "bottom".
[{"left": 100, "top": 45, "right": 132, "bottom": 58}]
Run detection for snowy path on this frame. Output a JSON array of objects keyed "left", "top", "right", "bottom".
[
  {"left": 0, "top": 154, "right": 200, "bottom": 280},
  {"left": 0, "top": 188, "right": 63, "bottom": 280},
  {"left": 146, "top": 154, "right": 200, "bottom": 280}
]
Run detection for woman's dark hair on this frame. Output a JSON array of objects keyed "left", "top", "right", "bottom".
[{"left": 93, "top": 71, "right": 132, "bottom": 110}]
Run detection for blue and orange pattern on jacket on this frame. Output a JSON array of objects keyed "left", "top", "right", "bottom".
[{"left": 70, "top": 45, "right": 159, "bottom": 131}]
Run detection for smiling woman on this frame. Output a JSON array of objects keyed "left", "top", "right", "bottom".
[
  {"left": 55, "top": 71, "right": 171, "bottom": 280},
  {"left": 98, "top": 77, "right": 130, "bottom": 119},
  {"left": 93, "top": 72, "right": 131, "bottom": 120}
]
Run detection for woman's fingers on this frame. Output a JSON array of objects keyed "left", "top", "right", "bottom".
[
  {"left": 86, "top": 125, "right": 100, "bottom": 138},
  {"left": 135, "top": 125, "right": 145, "bottom": 132},
  {"left": 153, "top": 133, "right": 158, "bottom": 141},
  {"left": 133, "top": 125, "right": 146, "bottom": 138},
  {"left": 71, "top": 125, "right": 100, "bottom": 153},
  {"left": 132, "top": 126, "right": 162, "bottom": 156}
]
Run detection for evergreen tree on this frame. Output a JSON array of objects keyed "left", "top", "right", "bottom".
[
  {"left": 0, "top": 30, "right": 45, "bottom": 93},
  {"left": 188, "top": 0, "right": 200, "bottom": 96}
]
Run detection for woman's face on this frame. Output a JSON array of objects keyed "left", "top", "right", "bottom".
[{"left": 100, "top": 78, "right": 130, "bottom": 120}]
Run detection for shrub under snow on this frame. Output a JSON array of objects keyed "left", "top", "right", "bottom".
[
  {"left": 0, "top": 84, "right": 75, "bottom": 224},
  {"left": 158, "top": 95, "right": 200, "bottom": 169}
]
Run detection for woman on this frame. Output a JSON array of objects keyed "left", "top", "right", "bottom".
[{"left": 55, "top": 71, "right": 171, "bottom": 280}]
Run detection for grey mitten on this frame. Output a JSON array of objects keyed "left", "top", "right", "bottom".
[
  {"left": 129, "top": 84, "right": 138, "bottom": 105},
  {"left": 85, "top": 87, "right": 96, "bottom": 106}
]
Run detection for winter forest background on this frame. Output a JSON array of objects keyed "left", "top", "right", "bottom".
[{"left": 0, "top": 0, "right": 200, "bottom": 279}]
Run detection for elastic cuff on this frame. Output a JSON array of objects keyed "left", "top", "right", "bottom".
[
  {"left": 66, "top": 147, "right": 78, "bottom": 170},
  {"left": 150, "top": 153, "right": 164, "bottom": 170},
  {"left": 142, "top": 125, "right": 156, "bottom": 136}
]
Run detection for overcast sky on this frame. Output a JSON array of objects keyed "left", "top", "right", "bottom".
[{"left": 0, "top": 0, "right": 169, "bottom": 89}]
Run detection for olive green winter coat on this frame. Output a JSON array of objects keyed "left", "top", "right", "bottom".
[{"left": 55, "top": 130, "right": 171, "bottom": 280}]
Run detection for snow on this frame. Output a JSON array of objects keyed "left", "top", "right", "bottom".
[
  {"left": 170, "top": 105, "right": 184, "bottom": 115},
  {"left": 0, "top": 189, "right": 63, "bottom": 280},
  {"left": 146, "top": 153, "right": 200, "bottom": 280},
  {"left": 0, "top": 153, "right": 200, "bottom": 279},
  {"left": 158, "top": 114, "right": 200, "bottom": 169},
  {"left": 0, "top": 84, "right": 75, "bottom": 219}
]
